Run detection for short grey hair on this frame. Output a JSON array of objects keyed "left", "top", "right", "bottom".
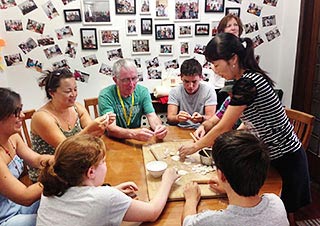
[{"left": 112, "top": 58, "right": 137, "bottom": 78}]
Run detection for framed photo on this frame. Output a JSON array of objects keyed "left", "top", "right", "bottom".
[
  {"left": 141, "top": 18, "right": 152, "bottom": 34},
  {"left": 139, "top": 0, "right": 150, "bottom": 14},
  {"left": 211, "top": 21, "right": 219, "bottom": 36},
  {"left": 175, "top": 0, "right": 199, "bottom": 21},
  {"left": 99, "top": 29, "right": 120, "bottom": 46},
  {"left": 178, "top": 25, "right": 192, "bottom": 37},
  {"left": 126, "top": 19, "right": 138, "bottom": 35},
  {"left": 115, "top": 0, "right": 136, "bottom": 14},
  {"left": 80, "top": 28, "right": 98, "bottom": 50},
  {"left": 180, "top": 42, "right": 190, "bottom": 57},
  {"left": 64, "top": 9, "right": 82, "bottom": 22},
  {"left": 195, "top": 24, "right": 209, "bottom": 36},
  {"left": 132, "top": 39, "right": 150, "bottom": 55},
  {"left": 155, "top": 24, "right": 175, "bottom": 40},
  {"left": 81, "top": 0, "right": 111, "bottom": 25},
  {"left": 159, "top": 44, "right": 173, "bottom": 55},
  {"left": 205, "top": 0, "right": 224, "bottom": 12},
  {"left": 155, "top": 0, "right": 169, "bottom": 19},
  {"left": 226, "top": 7, "right": 240, "bottom": 17}
]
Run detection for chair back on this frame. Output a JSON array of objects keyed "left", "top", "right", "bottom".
[
  {"left": 285, "top": 108, "right": 315, "bottom": 149},
  {"left": 84, "top": 97, "right": 99, "bottom": 119},
  {"left": 20, "top": 109, "right": 35, "bottom": 148}
]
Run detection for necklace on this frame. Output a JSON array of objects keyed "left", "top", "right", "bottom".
[
  {"left": 0, "top": 139, "right": 22, "bottom": 175},
  {"left": 50, "top": 101, "right": 73, "bottom": 130},
  {"left": 117, "top": 86, "right": 134, "bottom": 127}
]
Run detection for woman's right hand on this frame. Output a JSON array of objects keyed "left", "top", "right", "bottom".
[
  {"left": 162, "top": 168, "right": 180, "bottom": 184},
  {"left": 194, "top": 125, "right": 206, "bottom": 139}
]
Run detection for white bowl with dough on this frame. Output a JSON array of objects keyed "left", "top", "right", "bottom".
[{"left": 146, "top": 161, "right": 168, "bottom": 178}]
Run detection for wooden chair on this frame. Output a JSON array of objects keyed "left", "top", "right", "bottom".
[
  {"left": 285, "top": 108, "right": 315, "bottom": 149},
  {"left": 20, "top": 109, "right": 35, "bottom": 148},
  {"left": 84, "top": 97, "right": 99, "bottom": 119}
]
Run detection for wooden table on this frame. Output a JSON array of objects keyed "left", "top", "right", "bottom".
[{"left": 102, "top": 126, "right": 282, "bottom": 226}]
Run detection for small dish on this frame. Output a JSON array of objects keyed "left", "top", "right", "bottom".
[{"left": 146, "top": 161, "right": 168, "bottom": 178}]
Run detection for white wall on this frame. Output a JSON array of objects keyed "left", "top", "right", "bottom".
[{"left": 0, "top": 0, "right": 300, "bottom": 110}]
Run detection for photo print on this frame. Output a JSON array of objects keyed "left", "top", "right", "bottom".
[
  {"left": 211, "top": 21, "right": 219, "bottom": 36},
  {"left": 164, "top": 59, "right": 179, "bottom": 70},
  {"left": 159, "top": 44, "right": 173, "bottom": 55},
  {"left": 141, "top": 18, "right": 152, "bottom": 35},
  {"left": 43, "top": 45, "right": 62, "bottom": 59},
  {"left": 247, "top": 3, "right": 262, "bottom": 17},
  {"left": 178, "top": 25, "right": 192, "bottom": 37},
  {"left": 81, "top": 54, "right": 98, "bottom": 68},
  {"left": 205, "top": 0, "right": 224, "bottom": 13},
  {"left": 227, "top": 0, "right": 241, "bottom": 4},
  {"left": 225, "top": 7, "right": 240, "bottom": 17},
  {"left": 0, "top": 0, "right": 17, "bottom": 9},
  {"left": 64, "top": 9, "right": 82, "bottom": 22},
  {"left": 4, "top": 20, "right": 23, "bottom": 31},
  {"left": 18, "top": 38, "right": 37, "bottom": 54},
  {"left": 62, "top": 0, "right": 76, "bottom": 5},
  {"left": 126, "top": 19, "right": 137, "bottom": 35},
  {"left": 65, "top": 41, "right": 78, "bottom": 58},
  {"left": 265, "top": 27, "right": 280, "bottom": 42},
  {"left": 244, "top": 21, "right": 259, "bottom": 34},
  {"left": 180, "top": 42, "right": 190, "bottom": 56},
  {"left": 252, "top": 34, "right": 264, "bottom": 48},
  {"left": 26, "top": 19, "right": 44, "bottom": 34},
  {"left": 74, "top": 70, "right": 90, "bottom": 83},
  {"left": 195, "top": 24, "right": 209, "bottom": 35},
  {"left": 145, "top": 57, "right": 159, "bottom": 70},
  {"left": 133, "top": 58, "right": 142, "bottom": 68},
  {"left": 263, "top": 0, "right": 278, "bottom": 7},
  {"left": 115, "top": 0, "right": 136, "bottom": 14},
  {"left": 140, "top": 0, "right": 150, "bottom": 14},
  {"left": 155, "top": 24, "right": 174, "bottom": 40},
  {"left": 137, "top": 71, "right": 143, "bottom": 81},
  {"left": 145, "top": 57, "right": 161, "bottom": 79},
  {"left": 4, "top": 53, "right": 22, "bottom": 67},
  {"left": 99, "top": 30, "right": 120, "bottom": 45},
  {"left": 42, "top": 1, "right": 59, "bottom": 19},
  {"left": 80, "top": 28, "right": 98, "bottom": 50},
  {"left": 132, "top": 39, "right": 150, "bottom": 54},
  {"left": 37, "top": 36, "right": 54, "bottom": 46},
  {"left": 26, "top": 58, "right": 42, "bottom": 72},
  {"left": 155, "top": 0, "right": 168, "bottom": 19},
  {"left": 81, "top": 0, "right": 111, "bottom": 25},
  {"left": 107, "top": 48, "right": 123, "bottom": 61},
  {"left": 52, "top": 59, "right": 70, "bottom": 70},
  {"left": 99, "top": 63, "right": 113, "bottom": 75},
  {"left": 18, "top": 0, "right": 37, "bottom": 15},
  {"left": 175, "top": 0, "right": 199, "bottom": 21},
  {"left": 262, "top": 15, "right": 276, "bottom": 27},
  {"left": 55, "top": 26, "right": 73, "bottom": 40},
  {"left": 194, "top": 44, "right": 206, "bottom": 55}
]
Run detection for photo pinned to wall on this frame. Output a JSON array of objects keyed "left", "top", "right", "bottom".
[
  {"left": 155, "top": 24, "right": 175, "bottom": 40},
  {"left": 247, "top": 3, "right": 262, "bottom": 17},
  {"left": 133, "top": 57, "right": 142, "bottom": 68},
  {"left": 194, "top": 44, "right": 206, "bottom": 55},
  {"left": 211, "top": 21, "right": 219, "bottom": 36},
  {"left": 107, "top": 48, "right": 123, "bottom": 61},
  {"left": 4, "top": 19, "right": 23, "bottom": 31},
  {"left": 37, "top": 36, "right": 54, "bottom": 46},
  {"left": 99, "top": 29, "right": 120, "bottom": 46},
  {"left": 244, "top": 21, "right": 259, "bottom": 34},
  {"left": 175, "top": 0, "right": 199, "bottom": 21},
  {"left": 4, "top": 53, "right": 22, "bottom": 67},
  {"left": 52, "top": 59, "right": 70, "bottom": 70},
  {"left": 115, "top": 0, "right": 136, "bottom": 14},
  {"left": 126, "top": 19, "right": 137, "bottom": 35},
  {"left": 74, "top": 70, "right": 90, "bottom": 83},
  {"left": 262, "top": 15, "right": 276, "bottom": 27},
  {"left": 159, "top": 44, "right": 173, "bottom": 55},
  {"left": 65, "top": 41, "right": 78, "bottom": 58},
  {"left": 147, "top": 67, "right": 162, "bottom": 79},
  {"left": 99, "top": 63, "right": 113, "bottom": 75},
  {"left": 26, "top": 19, "right": 44, "bottom": 34},
  {"left": 64, "top": 9, "right": 82, "bottom": 22},
  {"left": 178, "top": 25, "right": 192, "bottom": 37},
  {"left": 205, "top": 0, "right": 224, "bottom": 13},
  {"left": 164, "top": 58, "right": 179, "bottom": 70},
  {"left": 195, "top": 23, "right": 209, "bottom": 35},
  {"left": 155, "top": 0, "right": 168, "bottom": 19},
  {"left": 81, "top": 54, "right": 98, "bottom": 68},
  {"left": 145, "top": 56, "right": 160, "bottom": 76},
  {"left": 137, "top": 70, "right": 144, "bottom": 81},
  {"left": 265, "top": 27, "right": 280, "bottom": 42},
  {"left": 263, "top": 0, "right": 278, "bottom": 7},
  {"left": 252, "top": 34, "right": 264, "bottom": 48},
  {"left": 180, "top": 41, "right": 190, "bottom": 57},
  {"left": 81, "top": 0, "right": 111, "bottom": 25},
  {"left": 141, "top": 18, "right": 152, "bottom": 35},
  {"left": 0, "top": 0, "right": 17, "bottom": 9},
  {"left": 80, "top": 28, "right": 98, "bottom": 50},
  {"left": 42, "top": 1, "right": 59, "bottom": 20},
  {"left": 227, "top": 0, "right": 241, "bottom": 4},
  {"left": 140, "top": 0, "right": 150, "bottom": 14},
  {"left": 132, "top": 39, "right": 150, "bottom": 55},
  {"left": 18, "top": 38, "right": 37, "bottom": 54},
  {"left": 55, "top": 26, "right": 73, "bottom": 40},
  {"left": 43, "top": 44, "right": 62, "bottom": 59},
  {"left": 18, "top": 0, "right": 37, "bottom": 15},
  {"left": 26, "top": 58, "right": 42, "bottom": 72},
  {"left": 225, "top": 7, "right": 240, "bottom": 17},
  {"left": 62, "top": 0, "right": 76, "bottom": 5}
]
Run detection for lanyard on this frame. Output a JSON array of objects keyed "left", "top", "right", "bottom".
[{"left": 117, "top": 86, "right": 134, "bottom": 126}]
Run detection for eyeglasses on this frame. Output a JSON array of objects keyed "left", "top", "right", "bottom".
[
  {"left": 13, "top": 105, "right": 23, "bottom": 117},
  {"left": 118, "top": 77, "right": 139, "bottom": 84}
]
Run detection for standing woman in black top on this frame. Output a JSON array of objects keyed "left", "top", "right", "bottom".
[{"left": 179, "top": 33, "right": 311, "bottom": 225}]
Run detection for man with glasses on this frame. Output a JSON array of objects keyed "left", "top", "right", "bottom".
[
  {"left": 98, "top": 58, "right": 167, "bottom": 141},
  {"left": 167, "top": 58, "right": 217, "bottom": 128}
]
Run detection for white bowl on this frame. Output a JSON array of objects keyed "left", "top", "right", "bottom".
[{"left": 146, "top": 161, "right": 168, "bottom": 178}]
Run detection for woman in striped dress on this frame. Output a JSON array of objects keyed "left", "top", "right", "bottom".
[{"left": 178, "top": 32, "right": 311, "bottom": 225}]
